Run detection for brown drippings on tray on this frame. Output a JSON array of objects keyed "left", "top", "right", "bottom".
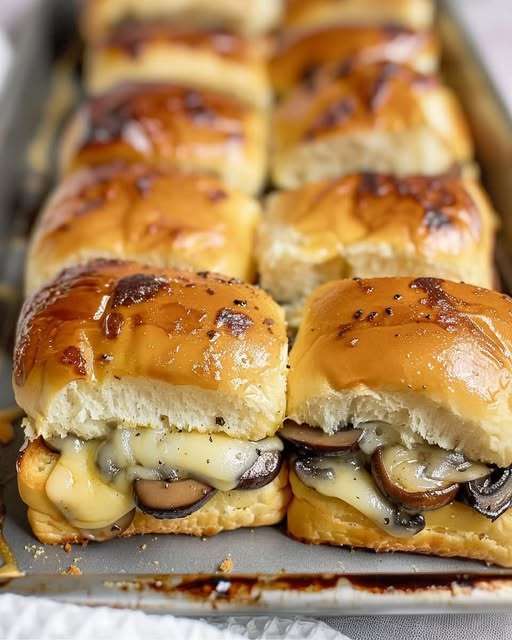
[
  {"left": 104, "top": 572, "right": 512, "bottom": 605},
  {"left": 0, "top": 497, "right": 22, "bottom": 579},
  {"left": 0, "top": 407, "right": 23, "bottom": 446}
]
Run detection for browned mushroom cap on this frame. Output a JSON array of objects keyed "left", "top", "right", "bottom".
[
  {"left": 371, "top": 446, "right": 459, "bottom": 511},
  {"left": 80, "top": 509, "right": 135, "bottom": 541},
  {"left": 280, "top": 420, "right": 361, "bottom": 454},
  {"left": 463, "top": 467, "right": 512, "bottom": 521},
  {"left": 134, "top": 479, "right": 216, "bottom": 519},
  {"left": 236, "top": 450, "right": 283, "bottom": 489}
]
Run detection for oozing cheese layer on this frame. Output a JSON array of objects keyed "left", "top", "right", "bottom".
[
  {"left": 296, "top": 456, "right": 410, "bottom": 537},
  {"left": 46, "top": 438, "right": 134, "bottom": 530},
  {"left": 46, "top": 429, "right": 283, "bottom": 529}
]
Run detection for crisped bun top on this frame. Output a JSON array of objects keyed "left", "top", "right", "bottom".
[
  {"left": 288, "top": 277, "right": 512, "bottom": 466},
  {"left": 97, "top": 20, "right": 268, "bottom": 63},
  {"left": 273, "top": 62, "right": 471, "bottom": 161},
  {"left": 26, "top": 162, "right": 260, "bottom": 293},
  {"left": 271, "top": 24, "right": 438, "bottom": 94},
  {"left": 15, "top": 261, "right": 287, "bottom": 440},
  {"left": 60, "top": 82, "right": 266, "bottom": 194},
  {"left": 262, "top": 173, "right": 495, "bottom": 283}
]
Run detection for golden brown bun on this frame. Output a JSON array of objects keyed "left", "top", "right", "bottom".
[
  {"left": 257, "top": 173, "right": 497, "bottom": 327},
  {"left": 60, "top": 82, "right": 268, "bottom": 195},
  {"left": 85, "top": 22, "right": 272, "bottom": 108},
  {"left": 14, "top": 260, "right": 287, "bottom": 441},
  {"left": 26, "top": 163, "right": 261, "bottom": 294},
  {"left": 288, "top": 277, "right": 512, "bottom": 467},
  {"left": 288, "top": 472, "right": 512, "bottom": 568},
  {"left": 284, "top": 0, "right": 434, "bottom": 31},
  {"left": 272, "top": 63, "right": 473, "bottom": 188},
  {"left": 271, "top": 25, "right": 439, "bottom": 95},
  {"left": 18, "top": 439, "right": 290, "bottom": 544},
  {"left": 81, "top": 0, "right": 283, "bottom": 40}
]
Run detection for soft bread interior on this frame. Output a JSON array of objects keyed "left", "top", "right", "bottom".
[
  {"left": 23, "top": 372, "right": 287, "bottom": 442},
  {"left": 273, "top": 128, "right": 463, "bottom": 189},
  {"left": 288, "top": 472, "right": 512, "bottom": 567},
  {"left": 18, "top": 439, "right": 290, "bottom": 544},
  {"left": 86, "top": 46, "right": 271, "bottom": 108},
  {"left": 287, "top": 387, "right": 507, "bottom": 467},
  {"left": 258, "top": 231, "right": 493, "bottom": 329}
]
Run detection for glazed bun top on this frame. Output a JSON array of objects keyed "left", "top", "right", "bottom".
[
  {"left": 287, "top": 277, "right": 512, "bottom": 466},
  {"left": 26, "top": 162, "right": 261, "bottom": 293},
  {"left": 95, "top": 20, "right": 268, "bottom": 64},
  {"left": 81, "top": 0, "right": 283, "bottom": 41},
  {"left": 273, "top": 62, "right": 472, "bottom": 163},
  {"left": 283, "top": 0, "right": 434, "bottom": 31},
  {"left": 59, "top": 82, "right": 267, "bottom": 195},
  {"left": 271, "top": 24, "right": 439, "bottom": 94},
  {"left": 14, "top": 260, "right": 287, "bottom": 441}
]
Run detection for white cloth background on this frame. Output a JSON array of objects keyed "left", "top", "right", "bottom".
[{"left": 0, "top": 1, "right": 511, "bottom": 638}]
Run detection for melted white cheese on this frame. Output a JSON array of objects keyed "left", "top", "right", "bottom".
[
  {"left": 46, "top": 429, "right": 283, "bottom": 529},
  {"left": 296, "top": 456, "right": 415, "bottom": 538},
  {"left": 99, "top": 429, "right": 283, "bottom": 492},
  {"left": 46, "top": 438, "right": 134, "bottom": 530}
]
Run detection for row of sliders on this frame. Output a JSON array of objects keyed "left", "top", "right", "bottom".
[
  {"left": 80, "top": 0, "right": 434, "bottom": 42},
  {"left": 269, "top": 0, "right": 512, "bottom": 569},
  {"left": 13, "top": 0, "right": 512, "bottom": 569}
]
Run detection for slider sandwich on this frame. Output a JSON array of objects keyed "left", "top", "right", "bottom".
[
  {"left": 284, "top": 277, "right": 512, "bottom": 567},
  {"left": 86, "top": 22, "right": 272, "bottom": 108},
  {"left": 271, "top": 24, "right": 439, "bottom": 96},
  {"left": 60, "top": 82, "right": 267, "bottom": 195},
  {"left": 283, "top": 0, "right": 434, "bottom": 31},
  {"left": 271, "top": 62, "right": 472, "bottom": 189},
  {"left": 26, "top": 162, "right": 261, "bottom": 294},
  {"left": 257, "top": 173, "right": 497, "bottom": 329},
  {"left": 81, "top": 0, "right": 284, "bottom": 41},
  {"left": 15, "top": 260, "right": 289, "bottom": 544}
]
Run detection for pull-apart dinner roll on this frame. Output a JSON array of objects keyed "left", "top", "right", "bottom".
[
  {"left": 284, "top": 277, "right": 512, "bottom": 567},
  {"left": 82, "top": 0, "right": 283, "bottom": 41},
  {"left": 272, "top": 62, "right": 473, "bottom": 188},
  {"left": 60, "top": 82, "right": 267, "bottom": 195},
  {"left": 271, "top": 24, "right": 439, "bottom": 95},
  {"left": 26, "top": 162, "right": 260, "bottom": 294},
  {"left": 258, "top": 173, "right": 496, "bottom": 328},
  {"left": 86, "top": 22, "right": 271, "bottom": 108},
  {"left": 284, "top": 0, "right": 434, "bottom": 31},
  {"left": 14, "top": 260, "right": 289, "bottom": 544}
]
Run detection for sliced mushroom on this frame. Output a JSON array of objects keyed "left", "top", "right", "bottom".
[
  {"left": 463, "top": 466, "right": 512, "bottom": 521},
  {"left": 236, "top": 450, "right": 283, "bottom": 490},
  {"left": 80, "top": 509, "right": 135, "bottom": 542},
  {"left": 293, "top": 455, "right": 425, "bottom": 537},
  {"left": 371, "top": 446, "right": 459, "bottom": 511},
  {"left": 134, "top": 478, "right": 216, "bottom": 519},
  {"left": 280, "top": 421, "right": 361, "bottom": 454}
]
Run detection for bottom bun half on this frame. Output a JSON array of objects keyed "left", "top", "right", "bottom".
[
  {"left": 288, "top": 472, "right": 512, "bottom": 568},
  {"left": 18, "top": 439, "right": 290, "bottom": 545}
]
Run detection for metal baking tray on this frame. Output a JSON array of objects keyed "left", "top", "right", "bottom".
[{"left": 1, "top": 0, "right": 512, "bottom": 615}]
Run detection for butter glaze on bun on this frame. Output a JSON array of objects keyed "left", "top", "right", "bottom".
[
  {"left": 60, "top": 82, "right": 268, "bottom": 195},
  {"left": 271, "top": 24, "right": 439, "bottom": 95},
  {"left": 86, "top": 22, "right": 272, "bottom": 108},
  {"left": 272, "top": 62, "right": 473, "bottom": 188},
  {"left": 14, "top": 260, "right": 287, "bottom": 441},
  {"left": 81, "top": 0, "right": 283, "bottom": 40},
  {"left": 258, "top": 173, "right": 496, "bottom": 327},
  {"left": 26, "top": 162, "right": 261, "bottom": 294},
  {"left": 284, "top": 0, "right": 434, "bottom": 31},
  {"left": 287, "top": 277, "right": 512, "bottom": 467}
]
